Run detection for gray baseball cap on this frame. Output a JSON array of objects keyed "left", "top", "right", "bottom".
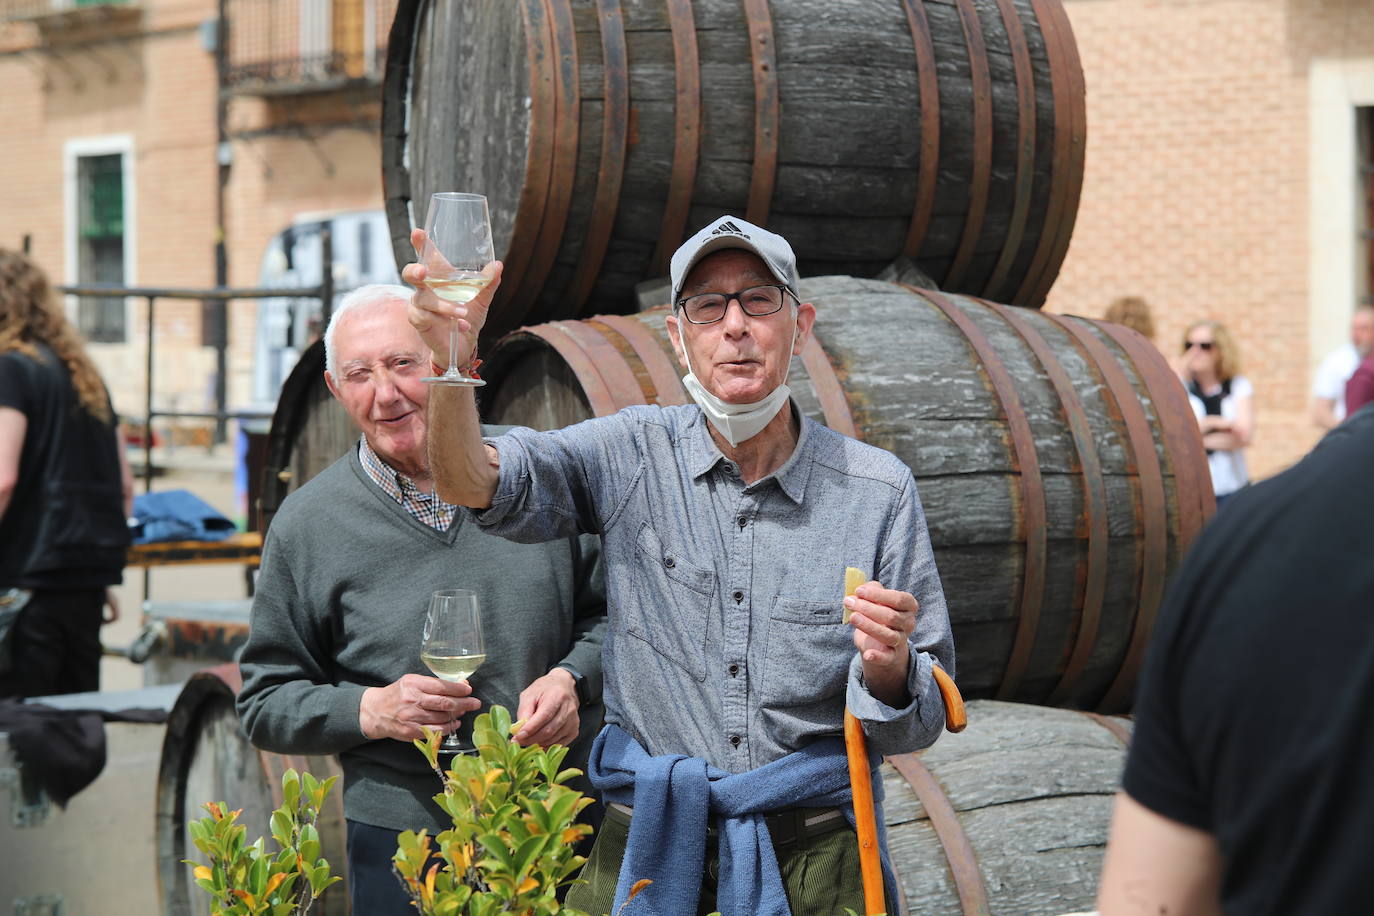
[{"left": 670, "top": 216, "right": 800, "bottom": 305}]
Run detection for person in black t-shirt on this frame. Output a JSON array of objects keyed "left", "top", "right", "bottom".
[
  {"left": 0, "top": 248, "right": 132, "bottom": 698},
  {"left": 1097, "top": 406, "right": 1374, "bottom": 915}
]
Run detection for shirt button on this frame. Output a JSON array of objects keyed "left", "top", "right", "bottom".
[
  {"left": 729, "top": 664, "right": 740, "bottom": 677},
  {"left": 732, "top": 590, "right": 744, "bottom": 603},
  {"left": 664, "top": 556, "right": 675, "bottom": 568},
  {"left": 737, "top": 515, "right": 747, "bottom": 528},
  {"left": 729, "top": 735, "right": 741, "bottom": 747}
]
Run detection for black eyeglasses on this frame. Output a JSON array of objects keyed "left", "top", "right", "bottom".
[
  {"left": 674, "top": 284, "right": 797, "bottom": 325},
  {"left": 1184, "top": 340, "right": 1214, "bottom": 352}
]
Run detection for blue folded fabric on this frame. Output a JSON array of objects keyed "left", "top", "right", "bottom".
[
  {"left": 588, "top": 724, "right": 898, "bottom": 916},
  {"left": 131, "top": 489, "right": 236, "bottom": 544}
]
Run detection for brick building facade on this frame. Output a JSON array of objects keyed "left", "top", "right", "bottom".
[
  {"left": 3, "top": 0, "right": 1372, "bottom": 479},
  {"left": 1052, "top": 0, "right": 1374, "bottom": 479},
  {"left": 0, "top": 0, "right": 389, "bottom": 434}
]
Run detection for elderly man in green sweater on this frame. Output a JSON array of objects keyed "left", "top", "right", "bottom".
[{"left": 237, "top": 285, "right": 606, "bottom": 915}]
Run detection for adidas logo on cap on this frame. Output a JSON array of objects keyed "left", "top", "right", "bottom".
[{"left": 710, "top": 220, "right": 749, "bottom": 238}]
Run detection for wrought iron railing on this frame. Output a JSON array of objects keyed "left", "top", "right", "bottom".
[
  {"left": 56, "top": 229, "right": 333, "bottom": 492},
  {"left": 0, "top": 0, "right": 129, "bottom": 21},
  {"left": 223, "top": 0, "right": 397, "bottom": 92}
]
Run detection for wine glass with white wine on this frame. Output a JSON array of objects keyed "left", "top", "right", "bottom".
[
  {"left": 420, "top": 588, "right": 485, "bottom": 754},
  {"left": 420, "top": 192, "right": 494, "bottom": 386}
]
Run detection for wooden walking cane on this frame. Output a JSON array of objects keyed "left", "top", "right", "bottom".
[
  {"left": 844, "top": 570, "right": 968, "bottom": 916},
  {"left": 844, "top": 708, "right": 887, "bottom": 916}
]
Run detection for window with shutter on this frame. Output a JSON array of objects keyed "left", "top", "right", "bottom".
[{"left": 76, "top": 152, "right": 126, "bottom": 343}]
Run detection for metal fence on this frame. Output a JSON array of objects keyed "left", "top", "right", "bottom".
[
  {"left": 55, "top": 231, "right": 334, "bottom": 491},
  {"left": 224, "top": 0, "right": 397, "bottom": 91},
  {"left": 0, "top": 0, "right": 127, "bottom": 20}
]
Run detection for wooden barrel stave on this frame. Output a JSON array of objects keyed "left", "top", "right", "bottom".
[
  {"left": 480, "top": 277, "right": 1210, "bottom": 712},
  {"left": 384, "top": 0, "right": 1087, "bottom": 340},
  {"left": 259, "top": 338, "right": 355, "bottom": 533},
  {"left": 881, "top": 700, "right": 1131, "bottom": 915}
]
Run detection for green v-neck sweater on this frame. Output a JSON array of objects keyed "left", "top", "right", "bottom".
[{"left": 237, "top": 446, "right": 606, "bottom": 831}]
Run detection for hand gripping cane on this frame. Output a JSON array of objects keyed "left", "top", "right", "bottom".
[{"left": 844, "top": 570, "right": 967, "bottom": 915}]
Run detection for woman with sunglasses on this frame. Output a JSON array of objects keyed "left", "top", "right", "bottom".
[{"left": 1181, "top": 320, "right": 1254, "bottom": 509}]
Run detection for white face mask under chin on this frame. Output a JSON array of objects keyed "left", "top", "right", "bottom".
[{"left": 679, "top": 317, "right": 797, "bottom": 448}]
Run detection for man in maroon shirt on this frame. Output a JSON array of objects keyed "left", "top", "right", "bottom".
[{"left": 1344, "top": 338, "right": 1374, "bottom": 417}]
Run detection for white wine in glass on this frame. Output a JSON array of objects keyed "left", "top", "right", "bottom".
[
  {"left": 421, "top": 588, "right": 485, "bottom": 753},
  {"left": 421, "top": 191, "right": 494, "bottom": 387},
  {"left": 420, "top": 650, "right": 487, "bottom": 681},
  {"left": 426, "top": 272, "right": 491, "bottom": 305}
]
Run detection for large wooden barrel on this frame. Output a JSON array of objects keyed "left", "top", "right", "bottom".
[
  {"left": 881, "top": 700, "right": 1131, "bottom": 914},
  {"left": 382, "top": 0, "right": 1086, "bottom": 343},
  {"left": 155, "top": 665, "right": 348, "bottom": 916},
  {"left": 259, "top": 338, "right": 354, "bottom": 532},
  {"left": 480, "top": 276, "right": 1213, "bottom": 712}
]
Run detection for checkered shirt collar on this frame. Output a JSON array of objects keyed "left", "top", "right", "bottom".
[{"left": 356, "top": 436, "right": 457, "bottom": 532}]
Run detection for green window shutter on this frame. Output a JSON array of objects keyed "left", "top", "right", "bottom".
[{"left": 81, "top": 155, "right": 123, "bottom": 240}]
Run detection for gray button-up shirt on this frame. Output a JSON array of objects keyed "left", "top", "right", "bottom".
[{"left": 479, "top": 403, "right": 953, "bottom": 772}]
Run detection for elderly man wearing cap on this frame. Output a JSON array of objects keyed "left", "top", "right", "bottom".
[{"left": 404, "top": 216, "right": 953, "bottom": 916}]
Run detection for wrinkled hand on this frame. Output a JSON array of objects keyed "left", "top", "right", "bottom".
[
  {"left": 402, "top": 227, "right": 504, "bottom": 366},
  {"left": 846, "top": 581, "right": 918, "bottom": 705},
  {"left": 514, "top": 667, "right": 580, "bottom": 749},
  {"left": 359, "top": 673, "right": 482, "bottom": 742}
]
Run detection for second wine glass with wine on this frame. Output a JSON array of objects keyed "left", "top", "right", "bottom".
[{"left": 421, "top": 588, "right": 485, "bottom": 754}]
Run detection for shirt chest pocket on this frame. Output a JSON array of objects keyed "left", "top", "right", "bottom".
[
  {"left": 625, "top": 522, "right": 715, "bottom": 681},
  {"left": 762, "top": 596, "right": 853, "bottom": 709}
]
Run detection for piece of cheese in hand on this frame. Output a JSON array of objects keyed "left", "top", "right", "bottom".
[{"left": 843, "top": 566, "right": 867, "bottom": 623}]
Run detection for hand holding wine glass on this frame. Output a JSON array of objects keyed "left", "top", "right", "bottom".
[
  {"left": 421, "top": 588, "right": 486, "bottom": 754},
  {"left": 414, "top": 192, "right": 498, "bottom": 386},
  {"left": 357, "top": 673, "right": 477, "bottom": 743},
  {"left": 405, "top": 235, "right": 502, "bottom": 371}
]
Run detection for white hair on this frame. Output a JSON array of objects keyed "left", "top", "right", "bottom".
[{"left": 323, "top": 283, "right": 415, "bottom": 378}]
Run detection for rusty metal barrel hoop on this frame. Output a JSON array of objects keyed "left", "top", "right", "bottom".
[
  {"left": 985, "top": 302, "right": 1111, "bottom": 706},
  {"left": 914, "top": 286, "right": 1048, "bottom": 703},
  {"left": 1043, "top": 315, "right": 1168, "bottom": 713}
]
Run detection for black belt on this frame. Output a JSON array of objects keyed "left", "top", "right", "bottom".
[{"left": 607, "top": 803, "right": 848, "bottom": 848}]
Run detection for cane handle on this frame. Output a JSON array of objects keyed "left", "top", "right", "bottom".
[{"left": 932, "top": 665, "right": 967, "bottom": 733}]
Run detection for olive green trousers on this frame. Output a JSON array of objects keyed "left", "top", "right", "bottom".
[{"left": 564, "top": 804, "right": 881, "bottom": 916}]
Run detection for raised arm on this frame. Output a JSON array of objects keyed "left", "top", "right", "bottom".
[
  {"left": 402, "top": 227, "right": 502, "bottom": 507},
  {"left": 427, "top": 384, "right": 500, "bottom": 508}
]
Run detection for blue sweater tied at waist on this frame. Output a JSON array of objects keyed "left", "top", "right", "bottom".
[{"left": 587, "top": 723, "right": 897, "bottom": 916}]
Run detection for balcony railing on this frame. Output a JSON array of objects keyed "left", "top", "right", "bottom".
[
  {"left": 224, "top": 0, "right": 397, "bottom": 94},
  {"left": 0, "top": 0, "right": 130, "bottom": 23}
]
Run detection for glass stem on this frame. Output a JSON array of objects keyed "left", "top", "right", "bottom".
[{"left": 448, "top": 321, "right": 461, "bottom": 374}]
